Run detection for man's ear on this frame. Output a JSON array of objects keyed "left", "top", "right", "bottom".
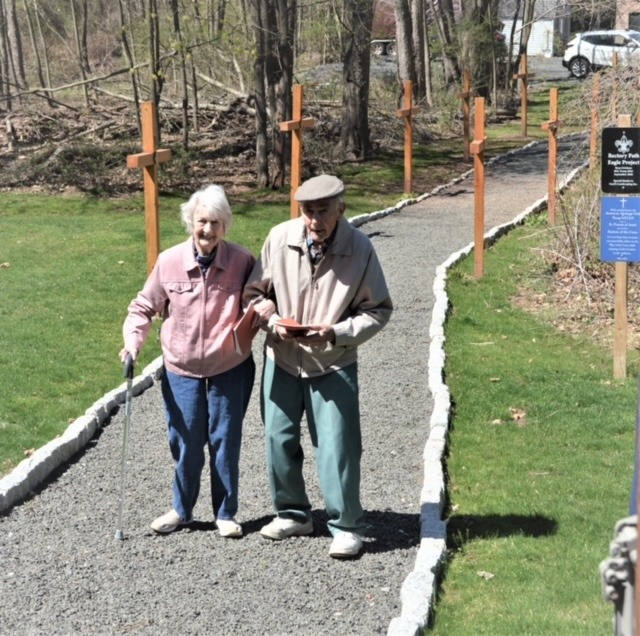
[{"left": 338, "top": 202, "right": 347, "bottom": 216}]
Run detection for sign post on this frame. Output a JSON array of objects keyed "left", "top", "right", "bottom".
[{"left": 601, "top": 116, "right": 640, "bottom": 379}]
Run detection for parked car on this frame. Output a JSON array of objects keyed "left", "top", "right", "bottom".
[
  {"left": 371, "top": 39, "right": 396, "bottom": 56},
  {"left": 562, "top": 29, "right": 640, "bottom": 78}
]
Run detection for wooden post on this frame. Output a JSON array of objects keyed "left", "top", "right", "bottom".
[
  {"left": 126, "top": 101, "right": 172, "bottom": 274},
  {"left": 541, "top": 87, "right": 560, "bottom": 225},
  {"left": 460, "top": 69, "right": 472, "bottom": 162},
  {"left": 613, "top": 113, "right": 632, "bottom": 380},
  {"left": 513, "top": 54, "right": 534, "bottom": 138},
  {"left": 470, "top": 97, "right": 486, "bottom": 279},
  {"left": 590, "top": 74, "right": 600, "bottom": 169},
  {"left": 279, "top": 84, "right": 316, "bottom": 218},
  {"left": 396, "top": 80, "right": 421, "bottom": 194}
]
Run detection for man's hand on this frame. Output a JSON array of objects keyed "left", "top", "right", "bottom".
[{"left": 296, "top": 324, "right": 335, "bottom": 345}]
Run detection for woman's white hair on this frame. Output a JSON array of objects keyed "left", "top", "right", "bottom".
[{"left": 180, "top": 184, "right": 233, "bottom": 235}]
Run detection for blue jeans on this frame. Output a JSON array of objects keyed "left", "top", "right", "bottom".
[
  {"left": 161, "top": 356, "right": 255, "bottom": 522},
  {"left": 261, "top": 357, "right": 363, "bottom": 535}
]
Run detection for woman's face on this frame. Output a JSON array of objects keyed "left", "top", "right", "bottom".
[{"left": 192, "top": 211, "right": 223, "bottom": 255}]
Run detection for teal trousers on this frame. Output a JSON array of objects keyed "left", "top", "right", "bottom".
[{"left": 261, "top": 357, "right": 364, "bottom": 535}]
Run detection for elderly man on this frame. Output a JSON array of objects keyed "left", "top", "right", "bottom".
[{"left": 245, "top": 174, "right": 393, "bottom": 558}]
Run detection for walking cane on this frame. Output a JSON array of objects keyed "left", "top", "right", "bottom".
[{"left": 115, "top": 354, "right": 135, "bottom": 541}]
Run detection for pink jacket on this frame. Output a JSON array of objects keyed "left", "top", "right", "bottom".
[{"left": 123, "top": 238, "right": 256, "bottom": 378}]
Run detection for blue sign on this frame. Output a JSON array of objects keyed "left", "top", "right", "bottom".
[{"left": 601, "top": 196, "right": 640, "bottom": 262}]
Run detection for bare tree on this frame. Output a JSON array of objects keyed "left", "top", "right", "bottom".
[
  {"left": 0, "top": 0, "right": 11, "bottom": 108},
  {"left": 170, "top": 0, "right": 190, "bottom": 149},
  {"left": 270, "top": 0, "right": 296, "bottom": 188},
  {"left": 5, "top": 0, "right": 27, "bottom": 90},
  {"left": 70, "top": 0, "right": 90, "bottom": 108},
  {"left": 340, "top": 0, "right": 374, "bottom": 160},
  {"left": 429, "top": 0, "right": 460, "bottom": 87},
  {"left": 118, "top": 0, "right": 141, "bottom": 131},
  {"left": 394, "top": 0, "right": 430, "bottom": 103},
  {"left": 249, "top": 0, "right": 270, "bottom": 188}
]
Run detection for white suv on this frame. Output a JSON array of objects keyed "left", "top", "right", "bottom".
[{"left": 562, "top": 29, "right": 640, "bottom": 78}]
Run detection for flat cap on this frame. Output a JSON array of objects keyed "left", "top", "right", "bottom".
[{"left": 294, "top": 174, "right": 345, "bottom": 202}]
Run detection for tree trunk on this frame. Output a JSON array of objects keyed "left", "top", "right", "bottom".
[
  {"left": 0, "top": 0, "right": 11, "bottom": 109},
  {"left": 394, "top": 0, "right": 417, "bottom": 88},
  {"left": 147, "top": 0, "right": 163, "bottom": 142},
  {"left": 32, "top": 0, "right": 54, "bottom": 106},
  {"left": 70, "top": 0, "right": 90, "bottom": 108},
  {"left": 6, "top": 0, "right": 26, "bottom": 90},
  {"left": 118, "top": 0, "right": 141, "bottom": 133},
  {"left": 429, "top": 0, "right": 460, "bottom": 87},
  {"left": 170, "top": 0, "right": 189, "bottom": 149},
  {"left": 21, "top": 0, "right": 51, "bottom": 105},
  {"left": 249, "top": 0, "right": 269, "bottom": 188},
  {"left": 340, "top": 0, "right": 374, "bottom": 161},
  {"left": 270, "top": 0, "right": 296, "bottom": 189}
]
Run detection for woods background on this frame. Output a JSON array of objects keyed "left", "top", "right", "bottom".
[{"left": 0, "top": 0, "right": 620, "bottom": 191}]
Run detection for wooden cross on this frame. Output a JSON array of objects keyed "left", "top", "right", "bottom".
[
  {"left": 460, "top": 69, "right": 473, "bottom": 162},
  {"left": 279, "top": 84, "right": 316, "bottom": 218},
  {"left": 470, "top": 97, "right": 487, "bottom": 279},
  {"left": 127, "top": 101, "right": 172, "bottom": 273},
  {"left": 513, "top": 54, "right": 535, "bottom": 138},
  {"left": 396, "top": 80, "right": 421, "bottom": 193},
  {"left": 541, "top": 87, "right": 560, "bottom": 225}
]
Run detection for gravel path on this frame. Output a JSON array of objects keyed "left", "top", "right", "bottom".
[{"left": 0, "top": 135, "right": 588, "bottom": 636}]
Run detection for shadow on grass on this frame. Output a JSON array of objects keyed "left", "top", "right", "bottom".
[{"left": 447, "top": 512, "right": 558, "bottom": 551}]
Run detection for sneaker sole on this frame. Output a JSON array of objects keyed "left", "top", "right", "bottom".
[
  {"left": 150, "top": 520, "right": 191, "bottom": 534},
  {"left": 329, "top": 548, "right": 361, "bottom": 558},
  {"left": 260, "top": 526, "right": 314, "bottom": 540}
]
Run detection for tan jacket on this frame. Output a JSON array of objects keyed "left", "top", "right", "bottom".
[{"left": 244, "top": 217, "right": 393, "bottom": 377}]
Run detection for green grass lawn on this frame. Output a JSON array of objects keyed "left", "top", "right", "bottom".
[
  {"left": 0, "top": 191, "right": 289, "bottom": 473},
  {"left": 429, "top": 215, "right": 636, "bottom": 634}
]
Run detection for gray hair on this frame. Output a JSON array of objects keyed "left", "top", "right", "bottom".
[{"left": 180, "top": 184, "right": 233, "bottom": 235}]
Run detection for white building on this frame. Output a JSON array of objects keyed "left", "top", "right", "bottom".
[{"left": 500, "top": 0, "right": 571, "bottom": 57}]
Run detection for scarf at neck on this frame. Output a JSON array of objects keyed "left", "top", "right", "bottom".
[{"left": 193, "top": 242, "right": 216, "bottom": 273}]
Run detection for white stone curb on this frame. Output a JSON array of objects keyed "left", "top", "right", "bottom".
[{"left": 0, "top": 357, "right": 164, "bottom": 513}]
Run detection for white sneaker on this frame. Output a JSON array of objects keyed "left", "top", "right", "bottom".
[
  {"left": 260, "top": 516, "right": 313, "bottom": 540},
  {"left": 150, "top": 509, "right": 189, "bottom": 534},
  {"left": 217, "top": 518, "right": 243, "bottom": 538},
  {"left": 329, "top": 531, "right": 363, "bottom": 558}
]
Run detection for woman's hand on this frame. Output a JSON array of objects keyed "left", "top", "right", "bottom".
[
  {"left": 251, "top": 298, "right": 276, "bottom": 328},
  {"left": 119, "top": 347, "right": 137, "bottom": 363}
]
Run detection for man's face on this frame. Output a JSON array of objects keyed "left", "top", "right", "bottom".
[{"left": 300, "top": 197, "right": 345, "bottom": 244}]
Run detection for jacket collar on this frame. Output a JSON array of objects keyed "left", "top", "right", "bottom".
[
  {"left": 181, "top": 237, "right": 231, "bottom": 272},
  {"left": 286, "top": 217, "right": 353, "bottom": 256}
]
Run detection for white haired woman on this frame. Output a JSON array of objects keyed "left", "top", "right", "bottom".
[{"left": 120, "top": 184, "right": 265, "bottom": 538}]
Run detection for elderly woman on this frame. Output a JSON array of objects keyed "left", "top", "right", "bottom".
[{"left": 120, "top": 184, "right": 258, "bottom": 538}]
